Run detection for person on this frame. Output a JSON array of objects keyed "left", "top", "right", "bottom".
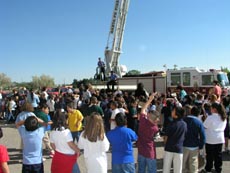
[
  {"left": 27, "top": 88, "right": 40, "bottom": 109},
  {"left": 34, "top": 104, "right": 54, "bottom": 158},
  {"left": 107, "top": 71, "right": 118, "bottom": 92},
  {"left": 50, "top": 110, "right": 80, "bottom": 173},
  {"left": 213, "top": 80, "right": 222, "bottom": 102},
  {"left": 162, "top": 105, "right": 187, "bottom": 173},
  {"left": 0, "top": 127, "right": 10, "bottom": 173},
  {"left": 134, "top": 82, "right": 149, "bottom": 100},
  {"left": 46, "top": 94, "right": 55, "bottom": 120},
  {"left": 78, "top": 112, "right": 110, "bottom": 173},
  {"left": 97, "top": 57, "right": 106, "bottom": 81},
  {"left": 85, "top": 96, "right": 104, "bottom": 117},
  {"left": 66, "top": 102, "right": 84, "bottom": 142},
  {"left": 16, "top": 116, "right": 46, "bottom": 173},
  {"left": 6, "top": 97, "right": 17, "bottom": 123},
  {"left": 203, "top": 102, "right": 227, "bottom": 173},
  {"left": 15, "top": 101, "right": 37, "bottom": 151},
  {"left": 161, "top": 99, "right": 174, "bottom": 137},
  {"left": 107, "top": 112, "right": 138, "bottom": 173},
  {"left": 127, "top": 99, "right": 138, "bottom": 133},
  {"left": 137, "top": 92, "right": 159, "bottom": 173},
  {"left": 109, "top": 100, "right": 120, "bottom": 130},
  {"left": 177, "top": 85, "right": 187, "bottom": 103},
  {"left": 41, "top": 87, "right": 49, "bottom": 100},
  {"left": 222, "top": 96, "right": 230, "bottom": 153},
  {"left": 183, "top": 106, "right": 206, "bottom": 173}
]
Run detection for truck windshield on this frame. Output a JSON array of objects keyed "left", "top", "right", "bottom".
[{"left": 217, "top": 73, "right": 230, "bottom": 87}]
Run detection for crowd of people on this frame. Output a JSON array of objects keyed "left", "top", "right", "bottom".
[{"left": 0, "top": 80, "right": 229, "bottom": 173}]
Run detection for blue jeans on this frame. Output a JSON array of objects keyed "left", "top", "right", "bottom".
[
  {"left": 138, "top": 154, "right": 157, "bottom": 173},
  {"left": 72, "top": 163, "right": 80, "bottom": 173},
  {"left": 22, "top": 163, "right": 44, "bottom": 173},
  {"left": 71, "top": 131, "right": 81, "bottom": 142},
  {"left": 112, "top": 163, "right": 135, "bottom": 173}
]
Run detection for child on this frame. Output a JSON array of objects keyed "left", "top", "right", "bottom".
[
  {"left": 17, "top": 116, "right": 46, "bottom": 173},
  {"left": 34, "top": 104, "right": 54, "bottom": 159},
  {"left": 107, "top": 112, "right": 138, "bottom": 173},
  {"left": 137, "top": 92, "right": 160, "bottom": 173},
  {"left": 163, "top": 105, "right": 187, "bottom": 173},
  {"left": 50, "top": 110, "right": 80, "bottom": 173},
  {"left": 78, "top": 112, "right": 110, "bottom": 173}
]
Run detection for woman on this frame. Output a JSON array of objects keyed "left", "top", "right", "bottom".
[
  {"left": 78, "top": 112, "right": 110, "bottom": 173},
  {"left": 27, "top": 89, "right": 40, "bottom": 109},
  {"left": 50, "top": 110, "right": 80, "bottom": 173},
  {"left": 203, "top": 102, "right": 227, "bottom": 173}
]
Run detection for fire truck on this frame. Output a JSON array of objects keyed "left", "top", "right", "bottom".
[
  {"left": 116, "top": 67, "right": 230, "bottom": 95},
  {"left": 166, "top": 67, "right": 230, "bottom": 95}
]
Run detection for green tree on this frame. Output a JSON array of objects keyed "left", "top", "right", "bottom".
[
  {"left": 221, "top": 67, "right": 230, "bottom": 81},
  {"left": 0, "top": 73, "right": 12, "bottom": 89},
  {"left": 31, "top": 75, "right": 55, "bottom": 89},
  {"left": 126, "top": 70, "right": 141, "bottom": 76}
]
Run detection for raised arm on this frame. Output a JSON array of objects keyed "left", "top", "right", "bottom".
[{"left": 141, "top": 92, "right": 157, "bottom": 115}]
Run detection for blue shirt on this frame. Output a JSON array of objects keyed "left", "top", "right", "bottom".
[
  {"left": 98, "top": 60, "right": 105, "bottom": 67},
  {"left": 15, "top": 111, "right": 36, "bottom": 124},
  {"left": 183, "top": 116, "right": 206, "bottom": 149},
  {"left": 27, "top": 93, "right": 40, "bottom": 108},
  {"left": 18, "top": 126, "right": 45, "bottom": 164},
  {"left": 165, "top": 119, "right": 187, "bottom": 153},
  {"left": 110, "top": 73, "right": 118, "bottom": 81},
  {"left": 46, "top": 114, "right": 51, "bottom": 131},
  {"left": 107, "top": 126, "right": 138, "bottom": 164}
]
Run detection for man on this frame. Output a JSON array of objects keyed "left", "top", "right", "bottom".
[
  {"left": 97, "top": 57, "right": 106, "bottom": 81},
  {"left": 107, "top": 71, "right": 118, "bottom": 92},
  {"left": 213, "top": 80, "right": 222, "bottom": 102},
  {"left": 183, "top": 106, "right": 206, "bottom": 173}
]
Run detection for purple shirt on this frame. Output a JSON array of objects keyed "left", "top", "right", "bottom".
[{"left": 137, "top": 113, "right": 158, "bottom": 159}]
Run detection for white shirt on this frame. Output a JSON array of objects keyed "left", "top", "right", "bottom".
[
  {"left": 50, "top": 128, "right": 75, "bottom": 155},
  {"left": 110, "top": 108, "right": 120, "bottom": 130},
  {"left": 46, "top": 99, "right": 55, "bottom": 112},
  {"left": 203, "top": 113, "right": 227, "bottom": 144},
  {"left": 78, "top": 132, "right": 110, "bottom": 173}
]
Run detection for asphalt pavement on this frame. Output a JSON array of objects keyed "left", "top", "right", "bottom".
[{"left": 1, "top": 122, "right": 230, "bottom": 173}]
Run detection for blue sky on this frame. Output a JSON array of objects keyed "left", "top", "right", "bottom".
[{"left": 0, "top": 0, "right": 230, "bottom": 84}]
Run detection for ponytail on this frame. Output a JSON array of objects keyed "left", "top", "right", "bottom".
[{"left": 211, "top": 102, "right": 227, "bottom": 121}]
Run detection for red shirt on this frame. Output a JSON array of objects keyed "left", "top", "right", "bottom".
[
  {"left": 0, "top": 145, "right": 9, "bottom": 173},
  {"left": 137, "top": 113, "right": 159, "bottom": 159},
  {"left": 214, "top": 85, "right": 222, "bottom": 97}
]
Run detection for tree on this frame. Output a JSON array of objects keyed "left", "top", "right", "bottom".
[
  {"left": 173, "top": 64, "right": 178, "bottom": 70},
  {"left": 31, "top": 75, "right": 55, "bottom": 89},
  {"left": 0, "top": 73, "right": 12, "bottom": 89},
  {"left": 221, "top": 67, "right": 230, "bottom": 81},
  {"left": 126, "top": 70, "right": 141, "bottom": 76}
]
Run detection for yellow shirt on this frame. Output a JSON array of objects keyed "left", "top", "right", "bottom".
[{"left": 68, "top": 109, "right": 83, "bottom": 132}]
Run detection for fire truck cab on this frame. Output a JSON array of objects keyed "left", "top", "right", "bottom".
[{"left": 166, "top": 67, "right": 230, "bottom": 95}]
